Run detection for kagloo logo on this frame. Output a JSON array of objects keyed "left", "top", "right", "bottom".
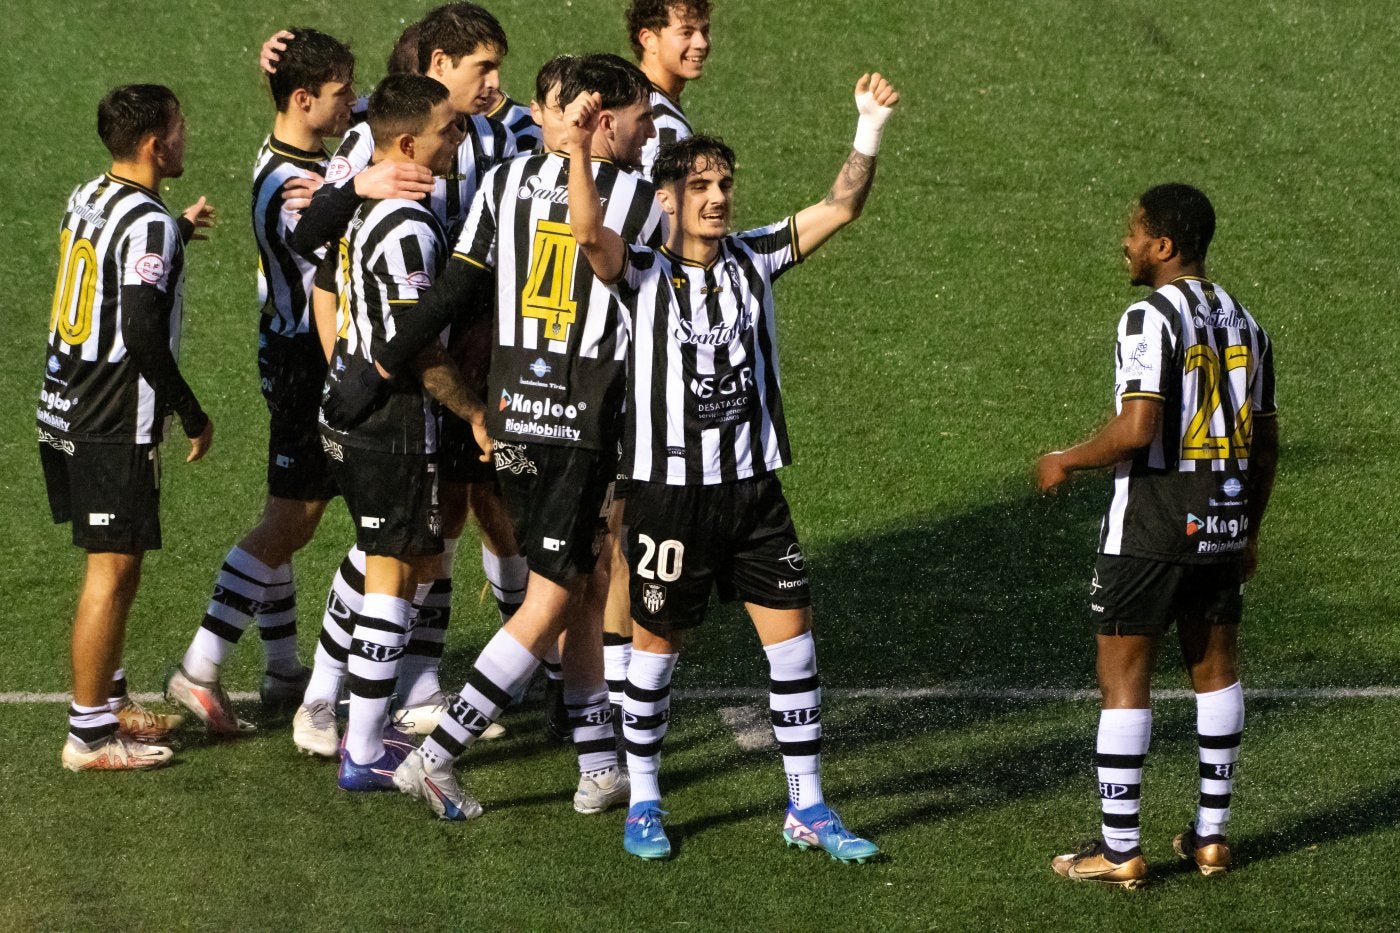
[
  {"left": 505, "top": 393, "right": 581, "bottom": 420},
  {"left": 1185, "top": 513, "right": 1204, "bottom": 536}
]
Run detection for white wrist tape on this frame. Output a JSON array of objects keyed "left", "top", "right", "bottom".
[{"left": 853, "top": 91, "right": 893, "bottom": 157}]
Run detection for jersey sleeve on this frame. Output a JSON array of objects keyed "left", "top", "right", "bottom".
[
  {"left": 452, "top": 170, "right": 500, "bottom": 269},
  {"left": 736, "top": 217, "right": 802, "bottom": 281},
  {"left": 1113, "top": 302, "right": 1173, "bottom": 404},
  {"left": 120, "top": 213, "right": 181, "bottom": 293},
  {"left": 323, "top": 124, "right": 374, "bottom": 188},
  {"left": 1253, "top": 329, "right": 1277, "bottom": 417},
  {"left": 378, "top": 219, "right": 442, "bottom": 305}
]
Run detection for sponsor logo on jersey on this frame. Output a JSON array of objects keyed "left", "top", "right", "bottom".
[
  {"left": 1185, "top": 513, "right": 1204, "bottom": 535},
  {"left": 776, "top": 578, "right": 807, "bottom": 590},
  {"left": 779, "top": 544, "right": 806, "bottom": 571},
  {"left": 46, "top": 355, "right": 60, "bottom": 374},
  {"left": 37, "top": 409, "right": 72, "bottom": 432},
  {"left": 690, "top": 367, "right": 754, "bottom": 401},
  {"left": 1124, "top": 339, "right": 1155, "bottom": 374},
  {"left": 40, "top": 390, "right": 75, "bottom": 412},
  {"left": 529, "top": 357, "right": 552, "bottom": 378},
  {"left": 642, "top": 583, "right": 666, "bottom": 614},
  {"left": 405, "top": 270, "right": 432, "bottom": 290},
  {"left": 73, "top": 202, "right": 107, "bottom": 229},
  {"left": 503, "top": 418, "right": 582, "bottom": 442},
  {"left": 134, "top": 253, "right": 166, "bottom": 285},
  {"left": 504, "top": 393, "right": 582, "bottom": 420},
  {"left": 325, "top": 157, "right": 353, "bottom": 183},
  {"left": 673, "top": 314, "right": 753, "bottom": 347},
  {"left": 1222, "top": 478, "right": 1243, "bottom": 497},
  {"left": 1193, "top": 304, "right": 1248, "bottom": 330},
  {"left": 1197, "top": 539, "right": 1247, "bottom": 554}
]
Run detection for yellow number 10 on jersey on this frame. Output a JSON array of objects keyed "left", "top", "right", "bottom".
[
  {"left": 50, "top": 228, "right": 98, "bottom": 346},
  {"left": 1182, "top": 344, "right": 1253, "bottom": 460}
]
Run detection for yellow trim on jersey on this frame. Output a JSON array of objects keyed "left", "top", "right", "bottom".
[
  {"left": 454, "top": 252, "right": 491, "bottom": 271},
  {"left": 788, "top": 216, "right": 803, "bottom": 264},
  {"left": 387, "top": 298, "right": 421, "bottom": 305},
  {"left": 1120, "top": 391, "right": 1166, "bottom": 401},
  {"left": 485, "top": 95, "right": 508, "bottom": 120},
  {"left": 660, "top": 244, "right": 716, "bottom": 270},
  {"left": 1254, "top": 408, "right": 1279, "bottom": 418},
  {"left": 1170, "top": 275, "right": 1209, "bottom": 284},
  {"left": 104, "top": 172, "right": 161, "bottom": 201},
  {"left": 267, "top": 141, "right": 330, "bottom": 163}
]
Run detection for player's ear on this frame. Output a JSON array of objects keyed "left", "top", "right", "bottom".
[
  {"left": 291, "top": 87, "right": 313, "bottom": 113},
  {"left": 638, "top": 27, "right": 658, "bottom": 57},
  {"left": 427, "top": 48, "right": 449, "bottom": 78},
  {"left": 656, "top": 187, "right": 677, "bottom": 216},
  {"left": 529, "top": 100, "right": 545, "bottom": 129},
  {"left": 397, "top": 133, "right": 416, "bottom": 160},
  {"left": 1154, "top": 235, "right": 1177, "bottom": 262}
]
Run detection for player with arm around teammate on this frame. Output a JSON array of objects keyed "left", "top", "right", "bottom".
[
  {"left": 564, "top": 73, "right": 898, "bottom": 861},
  {"left": 41, "top": 85, "right": 216, "bottom": 770},
  {"left": 1040, "top": 184, "right": 1278, "bottom": 887}
]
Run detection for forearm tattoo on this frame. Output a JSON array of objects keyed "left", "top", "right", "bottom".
[{"left": 824, "top": 150, "right": 877, "bottom": 212}]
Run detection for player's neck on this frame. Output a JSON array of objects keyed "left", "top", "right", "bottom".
[
  {"left": 1152, "top": 260, "right": 1207, "bottom": 288},
  {"left": 107, "top": 159, "right": 161, "bottom": 193},
  {"left": 641, "top": 61, "right": 685, "bottom": 102},
  {"left": 666, "top": 229, "right": 720, "bottom": 266},
  {"left": 272, "top": 111, "right": 324, "bottom": 154}
]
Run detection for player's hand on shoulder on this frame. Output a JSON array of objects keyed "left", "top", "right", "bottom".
[
  {"left": 261, "top": 30, "right": 294, "bottom": 75},
  {"left": 1036, "top": 451, "right": 1071, "bottom": 494},
  {"left": 187, "top": 416, "right": 214, "bottom": 463},
  {"left": 182, "top": 197, "right": 216, "bottom": 241},
  {"left": 282, "top": 172, "right": 324, "bottom": 212},
  {"left": 353, "top": 161, "right": 434, "bottom": 201},
  {"left": 856, "top": 72, "right": 900, "bottom": 116}
]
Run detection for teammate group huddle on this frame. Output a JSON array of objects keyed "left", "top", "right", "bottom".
[{"left": 38, "top": 0, "right": 1277, "bottom": 883}]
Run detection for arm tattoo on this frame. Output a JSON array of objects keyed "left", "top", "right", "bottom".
[
  {"left": 823, "top": 150, "right": 877, "bottom": 213},
  {"left": 414, "top": 343, "right": 486, "bottom": 423}
]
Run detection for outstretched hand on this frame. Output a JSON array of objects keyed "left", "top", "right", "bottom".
[
  {"left": 182, "top": 197, "right": 216, "bottom": 240},
  {"left": 261, "top": 30, "right": 294, "bottom": 74},
  {"left": 562, "top": 91, "right": 603, "bottom": 155}
]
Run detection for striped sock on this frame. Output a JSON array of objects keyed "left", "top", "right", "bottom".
[
  {"left": 603, "top": 633, "right": 632, "bottom": 723},
  {"left": 304, "top": 547, "right": 364, "bottom": 705},
  {"left": 1195, "top": 681, "right": 1244, "bottom": 837},
  {"left": 184, "top": 546, "right": 283, "bottom": 681},
  {"left": 624, "top": 649, "right": 679, "bottom": 806},
  {"left": 255, "top": 564, "right": 301, "bottom": 676},
  {"left": 420, "top": 629, "right": 538, "bottom": 767},
  {"left": 482, "top": 545, "right": 527, "bottom": 621},
  {"left": 398, "top": 578, "right": 449, "bottom": 707},
  {"left": 68, "top": 702, "right": 117, "bottom": 749},
  {"left": 1096, "top": 708, "right": 1152, "bottom": 854},
  {"left": 566, "top": 684, "right": 617, "bottom": 774},
  {"left": 765, "top": 633, "right": 824, "bottom": 810},
  {"left": 344, "top": 592, "right": 411, "bottom": 765},
  {"left": 107, "top": 668, "right": 129, "bottom": 705}
]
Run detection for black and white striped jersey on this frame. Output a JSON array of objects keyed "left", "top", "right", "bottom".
[
  {"left": 38, "top": 174, "right": 187, "bottom": 444},
  {"left": 320, "top": 198, "right": 448, "bottom": 454},
  {"left": 322, "top": 113, "right": 516, "bottom": 238},
  {"left": 455, "top": 152, "right": 663, "bottom": 450},
  {"left": 640, "top": 85, "right": 693, "bottom": 179},
  {"left": 1099, "top": 277, "right": 1277, "bottom": 563},
  {"left": 486, "top": 94, "right": 543, "bottom": 155},
  {"left": 252, "top": 136, "right": 329, "bottom": 337},
  {"left": 611, "top": 218, "right": 803, "bottom": 485}
]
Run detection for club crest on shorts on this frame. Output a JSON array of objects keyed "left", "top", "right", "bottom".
[{"left": 642, "top": 583, "right": 666, "bottom": 614}]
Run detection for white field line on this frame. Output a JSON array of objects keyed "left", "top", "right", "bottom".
[
  {"left": 5, "top": 686, "right": 1400, "bottom": 705},
  {"left": 717, "top": 706, "right": 777, "bottom": 751}
]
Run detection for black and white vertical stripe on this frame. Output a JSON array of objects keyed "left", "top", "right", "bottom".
[
  {"left": 253, "top": 137, "right": 329, "bottom": 337},
  {"left": 640, "top": 86, "right": 694, "bottom": 179},
  {"left": 616, "top": 218, "right": 801, "bottom": 485},
  {"left": 40, "top": 174, "right": 185, "bottom": 444},
  {"left": 487, "top": 94, "right": 543, "bottom": 155}
]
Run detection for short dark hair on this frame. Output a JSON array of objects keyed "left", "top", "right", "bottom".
[
  {"left": 560, "top": 53, "right": 650, "bottom": 112},
  {"left": 416, "top": 3, "right": 507, "bottom": 74},
  {"left": 1137, "top": 183, "right": 1216, "bottom": 265},
  {"left": 97, "top": 84, "right": 180, "bottom": 160},
  {"left": 367, "top": 73, "right": 451, "bottom": 142},
  {"left": 625, "top": 0, "right": 710, "bottom": 59},
  {"left": 387, "top": 22, "right": 422, "bottom": 76},
  {"left": 534, "top": 54, "right": 578, "bottom": 105},
  {"left": 654, "top": 134, "right": 734, "bottom": 188},
  {"left": 267, "top": 28, "right": 354, "bottom": 112}
]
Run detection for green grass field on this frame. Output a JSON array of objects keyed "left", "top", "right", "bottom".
[{"left": 2, "top": 1, "right": 1398, "bottom": 929}]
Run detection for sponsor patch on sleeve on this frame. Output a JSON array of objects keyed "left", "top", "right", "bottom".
[
  {"left": 325, "top": 157, "right": 353, "bottom": 183},
  {"left": 133, "top": 253, "right": 167, "bottom": 285},
  {"left": 405, "top": 270, "right": 432, "bottom": 290}
]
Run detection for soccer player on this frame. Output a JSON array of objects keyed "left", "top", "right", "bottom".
[
  {"left": 287, "top": 3, "right": 526, "bottom": 756},
  {"left": 562, "top": 72, "right": 897, "bottom": 861},
  {"left": 165, "top": 28, "right": 356, "bottom": 736},
  {"left": 1040, "top": 184, "right": 1278, "bottom": 887},
  {"left": 317, "top": 73, "right": 483, "bottom": 790},
  {"left": 371, "top": 53, "right": 664, "bottom": 821},
  {"left": 40, "top": 84, "right": 215, "bottom": 770},
  {"left": 626, "top": 0, "right": 710, "bottom": 177}
]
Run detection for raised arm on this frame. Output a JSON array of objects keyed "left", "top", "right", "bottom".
[
  {"left": 793, "top": 73, "right": 900, "bottom": 257},
  {"left": 564, "top": 92, "right": 627, "bottom": 284}
]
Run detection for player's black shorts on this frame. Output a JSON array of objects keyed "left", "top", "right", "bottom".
[
  {"left": 624, "top": 475, "right": 811, "bottom": 633},
  {"left": 39, "top": 432, "right": 161, "bottom": 552},
  {"left": 259, "top": 327, "right": 336, "bottom": 501},
  {"left": 439, "top": 411, "right": 495, "bottom": 484},
  {"left": 323, "top": 436, "right": 442, "bottom": 558},
  {"left": 1089, "top": 553, "right": 1244, "bottom": 636},
  {"left": 494, "top": 440, "right": 613, "bottom": 585}
]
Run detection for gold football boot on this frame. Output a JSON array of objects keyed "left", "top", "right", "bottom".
[
  {"left": 1051, "top": 840, "right": 1149, "bottom": 889},
  {"left": 1173, "top": 824, "right": 1231, "bottom": 875}
]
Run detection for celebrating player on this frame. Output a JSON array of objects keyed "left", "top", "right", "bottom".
[
  {"left": 1041, "top": 184, "right": 1278, "bottom": 887},
  {"left": 41, "top": 84, "right": 215, "bottom": 770},
  {"left": 563, "top": 73, "right": 898, "bottom": 861},
  {"left": 166, "top": 28, "right": 356, "bottom": 736},
  {"left": 366, "top": 53, "right": 664, "bottom": 821},
  {"left": 626, "top": 0, "right": 709, "bottom": 177}
]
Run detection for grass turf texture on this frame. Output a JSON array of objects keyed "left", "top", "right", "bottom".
[{"left": 0, "top": 0, "right": 1396, "bottom": 928}]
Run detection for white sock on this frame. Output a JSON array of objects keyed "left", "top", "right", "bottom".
[
  {"left": 1195, "top": 681, "right": 1244, "bottom": 837},
  {"left": 1097, "top": 708, "right": 1152, "bottom": 854}
]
